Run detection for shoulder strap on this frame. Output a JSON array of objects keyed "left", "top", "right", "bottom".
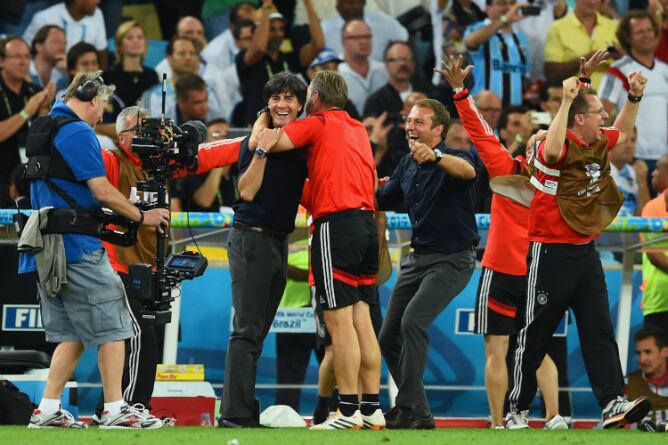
[{"left": 44, "top": 116, "right": 85, "bottom": 209}]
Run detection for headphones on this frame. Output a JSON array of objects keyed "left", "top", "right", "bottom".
[{"left": 74, "top": 76, "right": 104, "bottom": 102}]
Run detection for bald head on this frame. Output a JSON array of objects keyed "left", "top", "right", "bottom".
[
  {"left": 474, "top": 90, "right": 502, "bottom": 129},
  {"left": 177, "top": 16, "right": 205, "bottom": 52}
]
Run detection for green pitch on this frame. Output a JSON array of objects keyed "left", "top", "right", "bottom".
[{"left": 2, "top": 427, "right": 668, "bottom": 445}]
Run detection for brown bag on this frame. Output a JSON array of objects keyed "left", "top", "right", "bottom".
[{"left": 375, "top": 211, "right": 393, "bottom": 285}]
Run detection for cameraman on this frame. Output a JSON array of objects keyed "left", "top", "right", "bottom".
[
  {"left": 95, "top": 105, "right": 245, "bottom": 422},
  {"left": 21, "top": 71, "right": 169, "bottom": 429}
]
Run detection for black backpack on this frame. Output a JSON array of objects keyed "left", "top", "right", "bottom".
[{"left": 0, "top": 380, "right": 34, "bottom": 425}]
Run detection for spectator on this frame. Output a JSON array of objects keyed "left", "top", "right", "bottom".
[
  {"left": 544, "top": 0, "right": 620, "bottom": 91},
  {"left": 363, "top": 41, "right": 415, "bottom": 118},
  {"left": 175, "top": 73, "right": 212, "bottom": 124},
  {"left": 474, "top": 90, "right": 502, "bottom": 132},
  {"left": 23, "top": 0, "right": 108, "bottom": 69},
  {"left": 236, "top": 0, "right": 323, "bottom": 126},
  {"left": 204, "top": 20, "right": 255, "bottom": 124},
  {"left": 202, "top": 2, "right": 257, "bottom": 74},
  {"left": 29, "top": 25, "right": 67, "bottom": 91},
  {"left": 514, "top": 0, "right": 569, "bottom": 81},
  {"left": 171, "top": 118, "right": 237, "bottom": 213},
  {"left": 155, "top": 16, "right": 208, "bottom": 81},
  {"left": 498, "top": 105, "right": 534, "bottom": 156},
  {"left": 651, "top": 0, "right": 668, "bottom": 64},
  {"left": 609, "top": 128, "right": 649, "bottom": 217},
  {"left": 538, "top": 81, "right": 563, "bottom": 119},
  {"left": 338, "top": 19, "right": 389, "bottom": 116},
  {"left": 306, "top": 48, "right": 360, "bottom": 119},
  {"left": 0, "top": 36, "right": 55, "bottom": 208},
  {"left": 464, "top": 0, "right": 531, "bottom": 107},
  {"left": 641, "top": 154, "right": 668, "bottom": 334},
  {"left": 57, "top": 42, "right": 121, "bottom": 142},
  {"left": 445, "top": 121, "right": 472, "bottom": 151},
  {"left": 141, "top": 37, "right": 223, "bottom": 122},
  {"left": 103, "top": 21, "right": 158, "bottom": 110},
  {"left": 9, "top": 163, "right": 30, "bottom": 209},
  {"left": 626, "top": 326, "right": 668, "bottom": 424},
  {"left": 600, "top": 10, "right": 668, "bottom": 197},
  {"left": 321, "top": 0, "right": 408, "bottom": 62}
]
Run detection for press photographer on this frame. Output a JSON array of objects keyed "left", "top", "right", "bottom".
[
  {"left": 93, "top": 105, "right": 243, "bottom": 422},
  {"left": 18, "top": 72, "right": 169, "bottom": 429}
]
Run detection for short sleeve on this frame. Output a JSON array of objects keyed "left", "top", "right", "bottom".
[
  {"left": 599, "top": 69, "right": 626, "bottom": 106},
  {"left": 543, "top": 23, "right": 564, "bottom": 62},
  {"left": 56, "top": 126, "right": 106, "bottom": 181},
  {"left": 283, "top": 115, "right": 325, "bottom": 149},
  {"left": 463, "top": 23, "right": 483, "bottom": 54},
  {"left": 601, "top": 128, "right": 620, "bottom": 150}
]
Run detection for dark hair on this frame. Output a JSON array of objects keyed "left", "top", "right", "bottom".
[
  {"left": 539, "top": 80, "right": 562, "bottom": 103},
  {"left": 635, "top": 325, "right": 667, "bottom": 349},
  {"left": 10, "top": 163, "right": 29, "bottom": 198},
  {"left": 233, "top": 20, "right": 256, "bottom": 39},
  {"left": 230, "top": 1, "right": 258, "bottom": 26},
  {"left": 566, "top": 87, "right": 597, "bottom": 128},
  {"left": 383, "top": 40, "right": 412, "bottom": 61},
  {"left": 207, "top": 118, "right": 229, "bottom": 127},
  {"left": 166, "top": 36, "right": 195, "bottom": 56},
  {"left": 0, "top": 35, "right": 29, "bottom": 58},
  {"left": 617, "top": 10, "right": 659, "bottom": 54},
  {"left": 262, "top": 72, "right": 307, "bottom": 105},
  {"left": 175, "top": 73, "right": 207, "bottom": 99},
  {"left": 66, "top": 42, "right": 97, "bottom": 72},
  {"left": 31, "top": 25, "right": 64, "bottom": 57},
  {"left": 415, "top": 98, "right": 451, "bottom": 140},
  {"left": 498, "top": 105, "right": 528, "bottom": 130}
]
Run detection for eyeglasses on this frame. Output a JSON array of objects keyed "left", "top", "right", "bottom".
[
  {"left": 579, "top": 108, "right": 606, "bottom": 116},
  {"left": 386, "top": 57, "right": 413, "bottom": 63},
  {"left": 119, "top": 125, "right": 138, "bottom": 134},
  {"left": 3, "top": 54, "right": 30, "bottom": 61},
  {"left": 344, "top": 34, "right": 372, "bottom": 41},
  {"left": 478, "top": 107, "right": 502, "bottom": 113}
]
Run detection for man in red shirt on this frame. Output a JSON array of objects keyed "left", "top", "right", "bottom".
[
  {"left": 95, "top": 106, "right": 243, "bottom": 422},
  {"left": 249, "top": 70, "right": 383, "bottom": 429},
  {"left": 436, "top": 56, "right": 564, "bottom": 430},
  {"left": 505, "top": 71, "right": 651, "bottom": 428}
]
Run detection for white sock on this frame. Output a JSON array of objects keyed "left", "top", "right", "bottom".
[
  {"left": 104, "top": 400, "right": 125, "bottom": 416},
  {"left": 38, "top": 398, "right": 61, "bottom": 415}
]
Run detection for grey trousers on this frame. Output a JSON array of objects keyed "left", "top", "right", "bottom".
[
  {"left": 379, "top": 249, "right": 476, "bottom": 417},
  {"left": 221, "top": 228, "right": 288, "bottom": 419}
]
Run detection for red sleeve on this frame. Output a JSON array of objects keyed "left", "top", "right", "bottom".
[
  {"left": 300, "top": 179, "right": 312, "bottom": 211},
  {"left": 102, "top": 149, "right": 119, "bottom": 188},
  {"left": 601, "top": 127, "right": 620, "bottom": 150},
  {"left": 537, "top": 139, "right": 568, "bottom": 166},
  {"left": 193, "top": 137, "right": 244, "bottom": 174},
  {"left": 283, "top": 115, "right": 325, "bottom": 149},
  {"left": 453, "top": 90, "right": 520, "bottom": 177}
]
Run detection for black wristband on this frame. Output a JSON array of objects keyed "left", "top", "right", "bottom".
[
  {"left": 578, "top": 77, "right": 591, "bottom": 86},
  {"left": 137, "top": 210, "right": 144, "bottom": 224},
  {"left": 627, "top": 93, "right": 642, "bottom": 103},
  {"left": 256, "top": 106, "right": 269, "bottom": 118}
]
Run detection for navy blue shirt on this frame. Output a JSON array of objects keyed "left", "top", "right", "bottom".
[
  {"left": 377, "top": 142, "right": 480, "bottom": 254},
  {"left": 232, "top": 137, "right": 307, "bottom": 233}
]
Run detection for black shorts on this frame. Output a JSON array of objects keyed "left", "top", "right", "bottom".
[
  {"left": 474, "top": 267, "right": 526, "bottom": 336},
  {"left": 312, "top": 285, "right": 383, "bottom": 350},
  {"left": 311, "top": 210, "right": 378, "bottom": 310}
]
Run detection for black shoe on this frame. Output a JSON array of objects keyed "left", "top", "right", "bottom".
[
  {"left": 386, "top": 413, "right": 414, "bottom": 430},
  {"left": 412, "top": 415, "right": 435, "bottom": 430},
  {"left": 384, "top": 406, "right": 402, "bottom": 424},
  {"left": 312, "top": 407, "right": 330, "bottom": 426},
  {"left": 219, "top": 417, "right": 266, "bottom": 428}
]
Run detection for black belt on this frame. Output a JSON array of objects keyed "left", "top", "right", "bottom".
[
  {"left": 412, "top": 245, "right": 440, "bottom": 255},
  {"left": 233, "top": 221, "right": 288, "bottom": 240}
]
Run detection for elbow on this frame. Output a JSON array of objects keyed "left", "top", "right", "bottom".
[
  {"left": 238, "top": 187, "right": 255, "bottom": 202},
  {"left": 462, "top": 166, "right": 477, "bottom": 181}
]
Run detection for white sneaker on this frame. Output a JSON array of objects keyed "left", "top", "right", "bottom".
[
  {"left": 28, "top": 408, "right": 87, "bottom": 429},
  {"left": 99, "top": 403, "right": 163, "bottom": 429},
  {"left": 361, "top": 409, "right": 386, "bottom": 430},
  {"left": 505, "top": 411, "right": 530, "bottom": 429},
  {"left": 544, "top": 415, "right": 568, "bottom": 430},
  {"left": 602, "top": 396, "right": 651, "bottom": 429},
  {"left": 493, "top": 425, "right": 505, "bottom": 429},
  {"left": 310, "top": 410, "right": 363, "bottom": 430}
]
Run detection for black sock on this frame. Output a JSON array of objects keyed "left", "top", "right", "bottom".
[
  {"left": 398, "top": 404, "right": 412, "bottom": 418},
  {"left": 338, "top": 394, "right": 359, "bottom": 417},
  {"left": 316, "top": 395, "right": 330, "bottom": 412},
  {"left": 360, "top": 393, "right": 380, "bottom": 415}
]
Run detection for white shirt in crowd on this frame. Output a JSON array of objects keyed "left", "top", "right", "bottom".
[
  {"left": 203, "top": 63, "right": 242, "bottom": 123},
  {"left": 29, "top": 60, "right": 67, "bottom": 90},
  {"left": 338, "top": 59, "right": 389, "bottom": 116},
  {"left": 201, "top": 29, "right": 239, "bottom": 74},
  {"left": 154, "top": 59, "right": 207, "bottom": 82},
  {"left": 23, "top": 3, "right": 107, "bottom": 51},
  {"left": 610, "top": 163, "right": 639, "bottom": 217},
  {"left": 321, "top": 9, "right": 408, "bottom": 62},
  {"left": 599, "top": 55, "right": 668, "bottom": 161}
]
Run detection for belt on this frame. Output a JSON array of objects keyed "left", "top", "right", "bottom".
[
  {"left": 411, "top": 245, "right": 440, "bottom": 255},
  {"left": 233, "top": 221, "right": 288, "bottom": 240}
]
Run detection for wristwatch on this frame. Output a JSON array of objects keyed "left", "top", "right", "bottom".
[
  {"left": 255, "top": 147, "right": 268, "bottom": 159},
  {"left": 433, "top": 149, "right": 444, "bottom": 163},
  {"left": 499, "top": 15, "right": 509, "bottom": 25}
]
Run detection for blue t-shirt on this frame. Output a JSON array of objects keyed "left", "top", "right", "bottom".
[{"left": 19, "top": 101, "right": 106, "bottom": 273}]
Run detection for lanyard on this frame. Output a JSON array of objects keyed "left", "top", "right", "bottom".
[
  {"left": 0, "top": 83, "right": 28, "bottom": 124},
  {"left": 265, "top": 59, "right": 289, "bottom": 78}
]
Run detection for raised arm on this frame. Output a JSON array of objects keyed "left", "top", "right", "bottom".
[
  {"left": 243, "top": 0, "right": 273, "bottom": 66},
  {"left": 298, "top": 0, "right": 325, "bottom": 67},
  {"left": 543, "top": 77, "right": 578, "bottom": 164},
  {"left": 612, "top": 71, "right": 647, "bottom": 145}
]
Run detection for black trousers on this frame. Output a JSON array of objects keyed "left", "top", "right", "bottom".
[
  {"left": 95, "top": 273, "right": 159, "bottom": 416},
  {"left": 508, "top": 242, "right": 624, "bottom": 412},
  {"left": 222, "top": 228, "right": 288, "bottom": 419}
]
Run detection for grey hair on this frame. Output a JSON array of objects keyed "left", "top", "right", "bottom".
[
  {"left": 116, "top": 106, "right": 150, "bottom": 134},
  {"left": 63, "top": 70, "right": 116, "bottom": 102}
]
